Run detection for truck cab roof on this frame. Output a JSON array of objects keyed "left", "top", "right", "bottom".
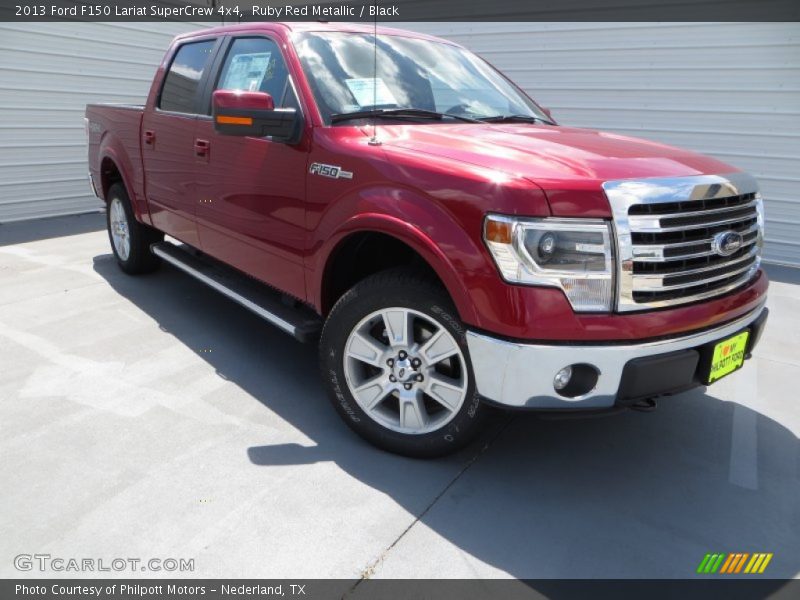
[{"left": 175, "top": 21, "right": 459, "bottom": 46}]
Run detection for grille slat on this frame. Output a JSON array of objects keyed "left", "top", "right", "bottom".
[
  {"left": 632, "top": 224, "right": 759, "bottom": 262},
  {"left": 603, "top": 174, "right": 763, "bottom": 311},
  {"left": 631, "top": 273, "right": 754, "bottom": 304},
  {"left": 633, "top": 251, "right": 758, "bottom": 291},
  {"left": 631, "top": 217, "right": 757, "bottom": 246},
  {"left": 634, "top": 244, "right": 758, "bottom": 277},
  {"left": 628, "top": 199, "right": 758, "bottom": 231},
  {"left": 627, "top": 192, "right": 756, "bottom": 216},
  {"left": 629, "top": 205, "right": 758, "bottom": 232}
]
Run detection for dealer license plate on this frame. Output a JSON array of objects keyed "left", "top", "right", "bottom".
[{"left": 708, "top": 331, "right": 750, "bottom": 383}]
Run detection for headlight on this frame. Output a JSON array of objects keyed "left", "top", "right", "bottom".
[{"left": 484, "top": 214, "right": 615, "bottom": 312}]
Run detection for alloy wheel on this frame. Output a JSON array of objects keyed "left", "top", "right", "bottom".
[
  {"left": 343, "top": 307, "right": 469, "bottom": 435},
  {"left": 109, "top": 197, "right": 131, "bottom": 261}
]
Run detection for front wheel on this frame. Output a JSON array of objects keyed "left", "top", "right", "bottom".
[{"left": 319, "top": 269, "right": 485, "bottom": 457}]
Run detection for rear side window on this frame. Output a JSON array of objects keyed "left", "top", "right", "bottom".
[{"left": 159, "top": 40, "right": 215, "bottom": 113}]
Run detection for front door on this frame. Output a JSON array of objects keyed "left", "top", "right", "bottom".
[
  {"left": 194, "top": 36, "right": 309, "bottom": 300},
  {"left": 142, "top": 38, "right": 217, "bottom": 247}
]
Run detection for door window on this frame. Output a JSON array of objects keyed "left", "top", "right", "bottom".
[
  {"left": 159, "top": 40, "right": 216, "bottom": 113},
  {"left": 214, "top": 38, "right": 297, "bottom": 109}
]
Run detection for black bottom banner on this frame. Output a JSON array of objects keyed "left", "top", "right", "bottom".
[{"left": 3, "top": 579, "right": 799, "bottom": 600}]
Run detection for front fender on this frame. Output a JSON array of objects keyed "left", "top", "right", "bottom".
[{"left": 309, "top": 185, "right": 488, "bottom": 325}]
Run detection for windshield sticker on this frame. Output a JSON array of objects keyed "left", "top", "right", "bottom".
[
  {"left": 221, "top": 52, "right": 272, "bottom": 92},
  {"left": 344, "top": 78, "right": 398, "bottom": 108}
]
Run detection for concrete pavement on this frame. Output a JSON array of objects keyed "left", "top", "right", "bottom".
[{"left": 0, "top": 213, "right": 798, "bottom": 580}]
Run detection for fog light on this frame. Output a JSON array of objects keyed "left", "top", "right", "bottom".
[{"left": 553, "top": 366, "right": 573, "bottom": 391}]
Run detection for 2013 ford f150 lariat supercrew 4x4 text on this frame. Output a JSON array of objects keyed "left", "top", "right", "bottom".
[{"left": 86, "top": 22, "right": 769, "bottom": 457}]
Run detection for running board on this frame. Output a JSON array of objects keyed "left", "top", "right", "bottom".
[{"left": 151, "top": 242, "right": 322, "bottom": 343}]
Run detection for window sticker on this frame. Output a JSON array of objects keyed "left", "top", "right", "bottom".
[
  {"left": 221, "top": 52, "right": 272, "bottom": 92},
  {"left": 344, "top": 78, "right": 398, "bottom": 107}
]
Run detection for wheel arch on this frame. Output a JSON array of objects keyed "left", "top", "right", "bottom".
[
  {"left": 317, "top": 217, "right": 477, "bottom": 325},
  {"left": 100, "top": 156, "right": 125, "bottom": 201},
  {"left": 96, "top": 129, "right": 149, "bottom": 224}
]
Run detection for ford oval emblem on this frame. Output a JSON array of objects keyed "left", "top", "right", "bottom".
[{"left": 712, "top": 231, "right": 744, "bottom": 257}]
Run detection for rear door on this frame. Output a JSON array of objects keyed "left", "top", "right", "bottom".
[
  {"left": 142, "top": 38, "right": 219, "bottom": 247},
  {"left": 193, "top": 35, "right": 309, "bottom": 299}
]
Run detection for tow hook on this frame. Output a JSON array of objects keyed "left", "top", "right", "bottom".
[
  {"left": 535, "top": 397, "right": 658, "bottom": 420},
  {"left": 629, "top": 398, "right": 658, "bottom": 412}
]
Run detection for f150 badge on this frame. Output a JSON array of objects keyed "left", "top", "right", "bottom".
[{"left": 309, "top": 163, "right": 353, "bottom": 180}]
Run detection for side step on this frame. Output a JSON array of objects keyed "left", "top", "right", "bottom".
[{"left": 151, "top": 242, "right": 323, "bottom": 343}]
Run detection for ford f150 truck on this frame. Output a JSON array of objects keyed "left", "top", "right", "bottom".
[{"left": 86, "top": 22, "right": 769, "bottom": 457}]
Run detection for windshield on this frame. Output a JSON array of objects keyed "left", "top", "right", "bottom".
[{"left": 294, "top": 31, "right": 549, "bottom": 124}]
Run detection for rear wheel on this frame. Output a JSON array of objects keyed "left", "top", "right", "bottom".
[
  {"left": 320, "top": 269, "right": 485, "bottom": 457},
  {"left": 106, "top": 182, "right": 162, "bottom": 274}
]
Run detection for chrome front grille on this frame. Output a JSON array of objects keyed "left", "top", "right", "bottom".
[{"left": 603, "top": 173, "right": 764, "bottom": 311}]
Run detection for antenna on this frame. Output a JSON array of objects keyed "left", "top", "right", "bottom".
[{"left": 368, "top": 0, "right": 381, "bottom": 146}]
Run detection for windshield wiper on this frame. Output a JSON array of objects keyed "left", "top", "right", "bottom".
[
  {"left": 331, "top": 108, "right": 483, "bottom": 124},
  {"left": 479, "top": 114, "right": 554, "bottom": 124}
]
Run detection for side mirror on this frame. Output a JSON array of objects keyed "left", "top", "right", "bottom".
[
  {"left": 212, "top": 90, "right": 302, "bottom": 144},
  {"left": 540, "top": 106, "right": 554, "bottom": 121}
]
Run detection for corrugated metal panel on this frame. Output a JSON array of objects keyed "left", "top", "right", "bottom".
[
  {"left": 0, "top": 22, "right": 208, "bottom": 222},
  {"left": 2, "top": 22, "right": 798, "bottom": 266},
  {"left": 403, "top": 22, "right": 800, "bottom": 266}
]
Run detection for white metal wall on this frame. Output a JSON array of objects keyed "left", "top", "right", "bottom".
[
  {"left": 0, "top": 22, "right": 204, "bottom": 223},
  {"left": 405, "top": 22, "right": 800, "bottom": 266},
  {"left": 1, "top": 22, "right": 798, "bottom": 265}
]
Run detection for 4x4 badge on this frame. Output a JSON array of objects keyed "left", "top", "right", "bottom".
[{"left": 309, "top": 163, "right": 353, "bottom": 180}]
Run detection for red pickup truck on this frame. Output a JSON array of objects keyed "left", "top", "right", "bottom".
[{"left": 86, "top": 22, "right": 768, "bottom": 457}]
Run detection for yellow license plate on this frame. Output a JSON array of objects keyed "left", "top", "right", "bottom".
[{"left": 708, "top": 331, "right": 750, "bottom": 383}]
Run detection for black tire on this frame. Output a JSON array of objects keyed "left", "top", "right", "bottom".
[
  {"left": 106, "top": 182, "right": 163, "bottom": 274},
  {"left": 319, "top": 268, "right": 486, "bottom": 458}
]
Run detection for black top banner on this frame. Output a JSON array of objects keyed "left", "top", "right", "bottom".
[{"left": 2, "top": 0, "right": 799, "bottom": 22}]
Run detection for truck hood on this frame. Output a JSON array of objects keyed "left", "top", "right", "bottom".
[{"left": 376, "top": 123, "right": 738, "bottom": 215}]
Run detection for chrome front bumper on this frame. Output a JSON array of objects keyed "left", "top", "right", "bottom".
[{"left": 466, "top": 303, "right": 767, "bottom": 409}]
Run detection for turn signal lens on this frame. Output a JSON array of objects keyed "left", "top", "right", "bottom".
[
  {"left": 216, "top": 115, "right": 253, "bottom": 125},
  {"left": 484, "top": 217, "right": 513, "bottom": 244}
]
